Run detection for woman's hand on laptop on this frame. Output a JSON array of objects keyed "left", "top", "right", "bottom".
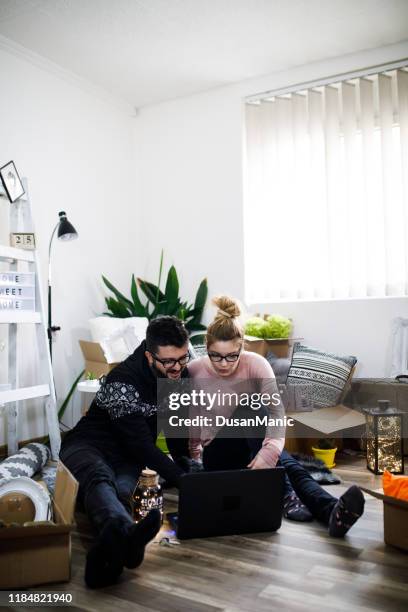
[
  {"left": 248, "top": 442, "right": 281, "bottom": 469},
  {"left": 247, "top": 453, "right": 271, "bottom": 469}
]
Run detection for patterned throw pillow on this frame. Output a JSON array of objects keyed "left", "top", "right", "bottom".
[
  {"left": 286, "top": 343, "right": 357, "bottom": 408},
  {"left": 0, "top": 443, "right": 50, "bottom": 481}
]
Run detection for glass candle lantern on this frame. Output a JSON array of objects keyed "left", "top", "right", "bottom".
[
  {"left": 132, "top": 468, "right": 163, "bottom": 523},
  {"left": 365, "top": 400, "right": 404, "bottom": 475}
]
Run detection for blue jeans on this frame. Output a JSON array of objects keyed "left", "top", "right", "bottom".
[{"left": 278, "top": 449, "right": 337, "bottom": 523}]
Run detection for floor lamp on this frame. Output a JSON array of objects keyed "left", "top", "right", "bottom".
[{"left": 48, "top": 211, "right": 78, "bottom": 361}]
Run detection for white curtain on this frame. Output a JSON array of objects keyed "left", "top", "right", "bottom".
[
  {"left": 390, "top": 317, "right": 408, "bottom": 377},
  {"left": 244, "top": 68, "right": 408, "bottom": 303}
]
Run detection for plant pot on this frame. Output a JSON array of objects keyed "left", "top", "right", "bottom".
[{"left": 311, "top": 446, "right": 337, "bottom": 469}]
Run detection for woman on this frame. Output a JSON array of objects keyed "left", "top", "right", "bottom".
[{"left": 188, "top": 296, "right": 365, "bottom": 537}]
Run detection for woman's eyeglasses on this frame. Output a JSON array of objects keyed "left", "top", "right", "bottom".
[
  {"left": 208, "top": 351, "right": 241, "bottom": 363},
  {"left": 150, "top": 352, "right": 191, "bottom": 369}
]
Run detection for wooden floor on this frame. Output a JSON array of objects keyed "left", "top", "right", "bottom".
[{"left": 15, "top": 456, "right": 408, "bottom": 612}]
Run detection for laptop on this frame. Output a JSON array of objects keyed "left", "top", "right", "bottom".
[{"left": 168, "top": 467, "right": 284, "bottom": 539}]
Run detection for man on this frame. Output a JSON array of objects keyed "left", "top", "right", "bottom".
[{"left": 60, "top": 316, "right": 191, "bottom": 588}]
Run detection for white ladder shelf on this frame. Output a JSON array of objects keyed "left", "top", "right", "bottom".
[{"left": 0, "top": 178, "right": 61, "bottom": 459}]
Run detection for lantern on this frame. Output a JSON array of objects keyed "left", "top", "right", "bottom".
[
  {"left": 132, "top": 468, "right": 163, "bottom": 523},
  {"left": 365, "top": 400, "right": 404, "bottom": 474}
]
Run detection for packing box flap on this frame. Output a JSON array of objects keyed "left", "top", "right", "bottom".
[
  {"left": 360, "top": 486, "right": 408, "bottom": 510},
  {"left": 54, "top": 462, "right": 79, "bottom": 525},
  {"left": 289, "top": 405, "right": 365, "bottom": 434},
  {"left": 79, "top": 339, "right": 110, "bottom": 364},
  {"left": 79, "top": 339, "right": 119, "bottom": 377},
  {"left": 84, "top": 360, "right": 113, "bottom": 379}
]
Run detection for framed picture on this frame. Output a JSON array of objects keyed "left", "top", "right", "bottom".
[{"left": 0, "top": 161, "right": 25, "bottom": 203}]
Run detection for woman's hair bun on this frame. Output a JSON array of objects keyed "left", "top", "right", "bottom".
[{"left": 212, "top": 295, "right": 241, "bottom": 319}]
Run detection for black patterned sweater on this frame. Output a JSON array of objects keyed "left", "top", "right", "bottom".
[{"left": 61, "top": 341, "right": 185, "bottom": 487}]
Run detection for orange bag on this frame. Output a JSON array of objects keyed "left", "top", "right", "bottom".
[{"left": 383, "top": 470, "right": 408, "bottom": 502}]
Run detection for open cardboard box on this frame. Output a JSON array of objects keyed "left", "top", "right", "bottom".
[
  {"left": 0, "top": 462, "right": 79, "bottom": 589},
  {"left": 79, "top": 339, "right": 119, "bottom": 378},
  {"left": 285, "top": 361, "right": 363, "bottom": 442},
  {"left": 288, "top": 404, "right": 366, "bottom": 434},
  {"left": 244, "top": 335, "right": 302, "bottom": 358},
  {"left": 284, "top": 407, "right": 366, "bottom": 454},
  {"left": 360, "top": 486, "right": 408, "bottom": 552}
]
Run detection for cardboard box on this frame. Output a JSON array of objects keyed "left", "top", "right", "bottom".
[
  {"left": 244, "top": 335, "right": 303, "bottom": 358},
  {"left": 284, "top": 407, "right": 365, "bottom": 455},
  {"left": 79, "top": 339, "right": 119, "bottom": 378},
  {"left": 361, "top": 486, "right": 408, "bottom": 552},
  {"left": 284, "top": 362, "right": 361, "bottom": 440},
  {"left": 0, "top": 462, "right": 79, "bottom": 589},
  {"left": 288, "top": 404, "right": 366, "bottom": 435}
]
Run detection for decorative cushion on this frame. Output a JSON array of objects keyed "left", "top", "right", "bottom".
[
  {"left": 286, "top": 343, "right": 357, "bottom": 408},
  {"left": 0, "top": 443, "right": 50, "bottom": 481}
]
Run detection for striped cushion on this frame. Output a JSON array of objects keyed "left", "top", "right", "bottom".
[
  {"left": 0, "top": 443, "right": 50, "bottom": 481},
  {"left": 287, "top": 343, "right": 357, "bottom": 408}
]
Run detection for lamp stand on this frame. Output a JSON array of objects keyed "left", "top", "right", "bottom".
[{"left": 48, "top": 223, "right": 60, "bottom": 362}]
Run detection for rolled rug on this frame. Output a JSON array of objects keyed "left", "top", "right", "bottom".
[{"left": 0, "top": 443, "right": 50, "bottom": 481}]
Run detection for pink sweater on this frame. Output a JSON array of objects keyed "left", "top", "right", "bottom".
[{"left": 187, "top": 351, "right": 285, "bottom": 468}]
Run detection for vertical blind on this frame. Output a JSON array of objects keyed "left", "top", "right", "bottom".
[{"left": 244, "top": 67, "right": 408, "bottom": 303}]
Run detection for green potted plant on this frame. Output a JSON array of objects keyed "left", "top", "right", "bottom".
[
  {"left": 311, "top": 438, "right": 338, "bottom": 468},
  {"left": 244, "top": 314, "right": 292, "bottom": 339},
  {"left": 102, "top": 250, "right": 208, "bottom": 341}
]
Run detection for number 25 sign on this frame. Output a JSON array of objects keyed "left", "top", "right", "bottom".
[{"left": 10, "top": 233, "right": 36, "bottom": 250}]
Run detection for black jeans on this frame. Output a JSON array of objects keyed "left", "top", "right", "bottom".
[
  {"left": 60, "top": 442, "right": 140, "bottom": 533},
  {"left": 203, "top": 438, "right": 337, "bottom": 524}
]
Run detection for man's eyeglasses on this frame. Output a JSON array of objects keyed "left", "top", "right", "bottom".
[
  {"left": 150, "top": 351, "right": 191, "bottom": 369},
  {"left": 208, "top": 351, "right": 241, "bottom": 363}
]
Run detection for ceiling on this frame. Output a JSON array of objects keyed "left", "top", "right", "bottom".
[{"left": 0, "top": 0, "right": 408, "bottom": 108}]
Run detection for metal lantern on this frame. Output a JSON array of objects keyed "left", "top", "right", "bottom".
[{"left": 365, "top": 400, "right": 404, "bottom": 475}]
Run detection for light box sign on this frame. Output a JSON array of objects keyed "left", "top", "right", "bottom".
[
  {"left": 0, "top": 299, "right": 36, "bottom": 311},
  {"left": 0, "top": 273, "right": 35, "bottom": 286},
  {"left": 0, "top": 286, "right": 35, "bottom": 298}
]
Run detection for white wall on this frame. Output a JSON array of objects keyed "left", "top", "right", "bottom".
[
  {"left": 135, "top": 40, "right": 408, "bottom": 378},
  {"left": 0, "top": 46, "right": 139, "bottom": 444}
]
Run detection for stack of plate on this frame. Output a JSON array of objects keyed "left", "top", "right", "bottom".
[{"left": 0, "top": 477, "right": 51, "bottom": 526}]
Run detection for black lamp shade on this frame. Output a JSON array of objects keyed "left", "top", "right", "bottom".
[{"left": 57, "top": 211, "right": 78, "bottom": 241}]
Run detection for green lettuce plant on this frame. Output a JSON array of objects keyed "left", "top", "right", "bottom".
[
  {"left": 263, "top": 315, "right": 292, "bottom": 339},
  {"left": 244, "top": 316, "right": 268, "bottom": 338},
  {"left": 244, "top": 314, "right": 292, "bottom": 339}
]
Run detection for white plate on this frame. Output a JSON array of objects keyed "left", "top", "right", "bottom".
[{"left": 0, "top": 476, "right": 51, "bottom": 522}]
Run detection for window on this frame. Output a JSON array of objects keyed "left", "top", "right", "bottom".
[{"left": 244, "top": 66, "right": 408, "bottom": 303}]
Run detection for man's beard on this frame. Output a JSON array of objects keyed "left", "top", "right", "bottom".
[{"left": 150, "top": 361, "right": 181, "bottom": 379}]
